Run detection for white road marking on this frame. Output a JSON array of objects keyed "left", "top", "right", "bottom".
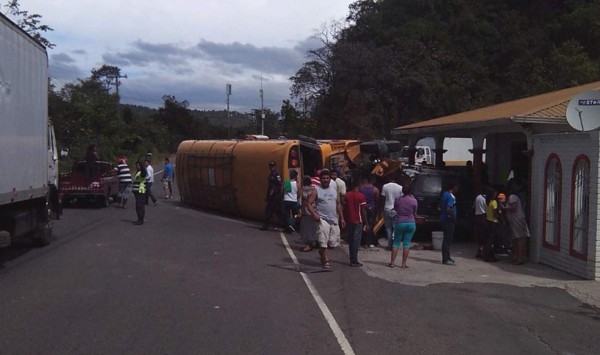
[{"left": 280, "top": 232, "right": 356, "bottom": 355}]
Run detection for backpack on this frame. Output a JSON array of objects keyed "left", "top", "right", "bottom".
[{"left": 284, "top": 179, "right": 292, "bottom": 193}]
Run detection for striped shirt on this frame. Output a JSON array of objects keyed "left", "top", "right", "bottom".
[{"left": 117, "top": 163, "right": 132, "bottom": 184}]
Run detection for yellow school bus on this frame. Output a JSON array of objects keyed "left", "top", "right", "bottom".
[
  {"left": 318, "top": 139, "right": 362, "bottom": 174},
  {"left": 176, "top": 138, "right": 325, "bottom": 220}
]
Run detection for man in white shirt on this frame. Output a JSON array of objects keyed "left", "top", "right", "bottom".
[
  {"left": 283, "top": 170, "right": 299, "bottom": 233},
  {"left": 380, "top": 174, "right": 403, "bottom": 249},
  {"left": 144, "top": 159, "right": 158, "bottom": 206},
  {"left": 307, "top": 169, "right": 346, "bottom": 269},
  {"left": 473, "top": 189, "right": 488, "bottom": 259},
  {"left": 331, "top": 169, "right": 347, "bottom": 205}
]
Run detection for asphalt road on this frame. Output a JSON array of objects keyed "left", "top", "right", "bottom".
[{"left": 1, "top": 185, "right": 599, "bottom": 354}]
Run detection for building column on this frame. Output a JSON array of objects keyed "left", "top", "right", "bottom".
[
  {"left": 404, "top": 137, "right": 418, "bottom": 166},
  {"left": 469, "top": 133, "right": 486, "bottom": 194},
  {"left": 407, "top": 147, "right": 417, "bottom": 166},
  {"left": 433, "top": 136, "right": 446, "bottom": 168},
  {"left": 523, "top": 128, "right": 534, "bottom": 222},
  {"left": 523, "top": 148, "right": 535, "bottom": 262}
]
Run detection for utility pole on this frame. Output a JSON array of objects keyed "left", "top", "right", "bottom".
[
  {"left": 226, "top": 83, "right": 232, "bottom": 139},
  {"left": 260, "top": 76, "right": 265, "bottom": 136},
  {"left": 115, "top": 73, "right": 127, "bottom": 97}
]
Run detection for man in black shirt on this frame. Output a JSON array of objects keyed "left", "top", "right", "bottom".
[{"left": 260, "top": 161, "right": 287, "bottom": 231}]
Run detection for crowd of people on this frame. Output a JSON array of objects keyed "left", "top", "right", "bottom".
[
  {"left": 114, "top": 155, "right": 175, "bottom": 225},
  {"left": 260, "top": 161, "right": 530, "bottom": 269},
  {"left": 259, "top": 161, "right": 415, "bottom": 269},
  {"left": 473, "top": 179, "right": 530, "bottom": 265}
]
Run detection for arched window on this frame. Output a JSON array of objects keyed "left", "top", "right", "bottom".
[
  {"left": 570, "top": 155, "right": 590, "bottom": 259},
  {"left": 543, "top": 154, "right": 561, "bottom": 250}
]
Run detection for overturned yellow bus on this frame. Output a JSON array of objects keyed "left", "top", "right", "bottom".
[
  {"left": 176, "top": 138, "right": 326, "bottom": 220},
  {"left": 318, "top": 139, "right": 362, "bottom": 174}
]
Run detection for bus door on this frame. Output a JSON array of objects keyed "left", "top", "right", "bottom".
[{"left": 298, "top": 140, "right": 322, "bottom": 178}]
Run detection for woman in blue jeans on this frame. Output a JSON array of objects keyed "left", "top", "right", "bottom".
[{"left": 389, "top": 184, "right": 418, "bottom": 268}]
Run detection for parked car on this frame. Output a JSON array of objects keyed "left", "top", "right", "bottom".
[
  {"left": 59, "top": 161, "right": 119, "bottom": 207},
  {"left": 410, "top": 167, "right": 473, "bottom": 239}
]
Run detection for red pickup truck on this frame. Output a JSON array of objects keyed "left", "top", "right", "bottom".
[{"left": 59, "top": 161, "right": 119, "bottom": 207}]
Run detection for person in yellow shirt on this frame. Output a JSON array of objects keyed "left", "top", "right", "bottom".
[
  {"left": 484, "top": 188, "right": 500, "bottom": 262},
  {"left": 494, "top": 193, "right": 511, "bottom": 253}
]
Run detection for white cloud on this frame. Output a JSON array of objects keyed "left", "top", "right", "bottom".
[{"left": 16, "top": 0, "right": 354, "bottom": 110}]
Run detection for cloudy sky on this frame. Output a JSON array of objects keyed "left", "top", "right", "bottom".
[{"left": 13, "top": 0, "right": 354, "bottom": 111}]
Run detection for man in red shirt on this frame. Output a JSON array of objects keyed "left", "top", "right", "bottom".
[{"left": 345, "top": 178, "right": 369, "bottom": 267}]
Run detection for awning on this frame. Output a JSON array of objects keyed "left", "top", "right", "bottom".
[{"left": 392, "top": 81, "right": 600, "bottom": 137}]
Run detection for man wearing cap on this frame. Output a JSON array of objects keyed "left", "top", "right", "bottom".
[
  {"left": 260, "top": 161, "right": 287, "bottom": 231},
  {"left": 306, "top": 169, "right": 346, "bottom": 269}
]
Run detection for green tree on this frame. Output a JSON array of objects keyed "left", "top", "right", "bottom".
[
  {"left": 246, "top": 108, "right": 281, "bottom": 138},
  {"left": 280, "top": 99, "right": 316, "bottom": 138},
  {"left": 3, "top": 0, "right": 55, "bottom": 48},
  {"left": 290, "top": 0, "right": 600, "bottom": 138},
  {"left": 48, "top": 65, "right": 139, "bottom": 166},
  {"left": 290, "top": 22, "right": 342, "bottom": 133},
  {"left": 91, "top": 65, "right": 127, "bottom": 97},
  {"left": 158, "top": 95, "right": 204, "bottom": 151}
]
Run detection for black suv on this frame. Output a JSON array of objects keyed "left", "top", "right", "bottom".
[{"left": 408, "top": 167, "right": 473, "bottom": 238}]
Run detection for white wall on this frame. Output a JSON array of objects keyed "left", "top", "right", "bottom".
[{"left": 531, "top": 131, "right": 599, "bottom": 280}]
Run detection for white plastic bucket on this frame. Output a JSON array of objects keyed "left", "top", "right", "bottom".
[{"left": 432, "top": 231, "right": 444, "bottom": 250}]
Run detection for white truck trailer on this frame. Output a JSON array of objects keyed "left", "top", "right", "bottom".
[
  {"left": 0, "top": 13, "right": 59, "bottom": 247},
  {"left": 399, "top": 137, "right": 482, "bottom": 166}
]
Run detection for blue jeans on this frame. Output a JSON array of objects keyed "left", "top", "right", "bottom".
[
  {"left": 361, "top": 208, "right": 377, "bottom": 245},
  {"left": 347, "top": 223, "right": 362, "bottom": 263},
  {"left": 283, "top": 200, "right": 299, "bottom": 227},
  {"left": 145, "top": 182, "right": 157, "bottom": 204},
  {"left": 442, "top": 220, "right": 455, "bottom": 262},
  {"left": 383, "top": 209, "right": 396, "bottom": 246}
]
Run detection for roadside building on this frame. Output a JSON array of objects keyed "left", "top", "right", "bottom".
[{"left": 393, "top": 80, "right": 600, "bottom": 280}]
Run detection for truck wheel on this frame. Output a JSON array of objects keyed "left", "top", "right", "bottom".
[{"left": 33, "top": 202, "right": 53, "bottom": 247}]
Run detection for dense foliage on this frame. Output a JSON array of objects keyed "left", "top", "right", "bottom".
[
  {"left": 49, "top": 70, "right": 274, "bottom": 168},
  {"left": 289, "top": 0, "right": 600, "bottom": 139},
  {"left": 2, "top": 0, "right": 54, "bottom": 48}
]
